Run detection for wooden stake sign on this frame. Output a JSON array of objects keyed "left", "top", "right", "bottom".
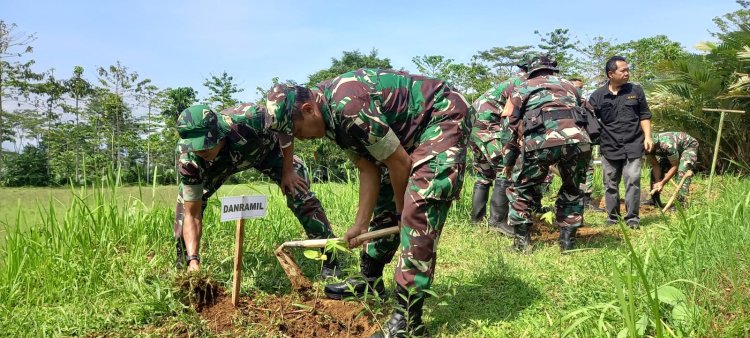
[{"left": 221, "top": 195, "right": 267, "bottom": 307}]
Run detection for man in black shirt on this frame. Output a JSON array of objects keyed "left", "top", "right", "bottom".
[{"left": 588, "top": 56, "right": 653, "bottom": 228}]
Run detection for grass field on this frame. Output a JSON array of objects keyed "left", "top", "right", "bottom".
[{"left": 0, "top": 172, "right": 749, "bottom": 337}]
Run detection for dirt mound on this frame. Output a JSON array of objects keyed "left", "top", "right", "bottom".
[
  {"left": 198, "top": 290, "right": 382, "bottom": 337},
  {"left": 174, "top": 271, "right": 222, "bottom": 312}
]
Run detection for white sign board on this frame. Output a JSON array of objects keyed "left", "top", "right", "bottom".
[{"left": 220, "top": 195, "right": 267, "bottom": 222}]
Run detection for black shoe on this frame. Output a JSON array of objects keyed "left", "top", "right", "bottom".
[
  {"left": 558, "top": 226, "right": 578, "bottom": 253},
  {"left": 370, "top": 285, "right": 427, "bottom": 338},
  {"left": 321, "top": 250, "right": 342, "bottom": 279},
  {"left": 470, "top": 183, "right": 491, "bottom": 224},
  {"left": 641, "top": 199, "right": 656, "bottom": 206},
  {"left": 488, "top": 178, "right": 512, "bottom": 237},
  {"left": 511, "top": 223, "right": 533, "bottom": 254},
  {"left": 324, "top": 252, "right": 387, "bottom": 300},
  {"left": 489, "top": 219, "right": 515, "bottom": 238},
  {"left": 627, "top": 221, "right": 640, "bottom": 229},
  {"left": 324, "top": 276, "right": 386, "bottom": 300},
  {"left": 175, "top": 238, "right": 187, "bottom": 269}
]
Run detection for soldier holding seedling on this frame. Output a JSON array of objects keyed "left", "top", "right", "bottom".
[
  {"left": 502, "top": 54, "right": 592, "bottom": 253},
  {"left": 266, "top": 67, "right": 471, "bottom": 337},
  {"left": 644, "top": 131, "right": 699, "bottom": 207},
  {"left": 173, "top": 103, "right": 340, "bottom": 277}
]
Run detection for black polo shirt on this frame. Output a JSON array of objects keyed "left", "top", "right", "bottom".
[{"left": 588, "top": 82, "right": 651, "bottom": 160}]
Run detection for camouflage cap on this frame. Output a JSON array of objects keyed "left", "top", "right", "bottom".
[
  {"left": 265, "top": 84, "right": 296, "bottom": 148},
  {"left": 527, "top": 54, "right": 559, "bottom": 76},
  {"left": 516, "top": 51, "right": 540, "bottom": 71},
  {"left": 176, "top": 104, "right": 230, "bottom": 152}
]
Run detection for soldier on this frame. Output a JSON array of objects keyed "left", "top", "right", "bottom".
[
  {"left": 502, "top": 54, "right": 592, "bottom": 253},
  {"left": 469, "top": 60, "right": 529, "bottom": 236},
  {"left": 266, "top": 68, "right": 470, "bottom": 337},
  {"left": 173, "top": 103, "right": 340, "bottom": 277},
  {"left": 644, "top": 131, "right": 699, "bottom": 207}
]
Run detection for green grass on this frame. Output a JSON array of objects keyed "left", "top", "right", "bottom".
[{"left": 0, "top": 173, "right": 749, "bottom": 337}]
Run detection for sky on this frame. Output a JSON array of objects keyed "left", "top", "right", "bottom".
[{"left": 0, "top": 0, "right": 743, "bottom": 106}]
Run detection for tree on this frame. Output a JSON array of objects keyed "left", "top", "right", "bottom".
[
  {"left": 472, "top": 45, "right": 534, "bottom": 81},
  {"left": 63, "top": 66, "right": 93, "bottom": 125},
  {"left": 3, "top": 144, "right": 50, "bottom": 186},
  {"left": 0, "top": 21, "right": 39, "bottom": 147},
  {"left": 135, "top": 82, "right": 162, "bottom": 183},
  {"left": 412, "top": 55, "right": 454, "bottom": 78},
  {"left": 161, "top": 87, "right": 197, "bottom": 124},
  {"left": 202, "top": 71, "right": 243, "bottom": 111},
  {"left": 619, "top": 35, "right": 687, "bottom": 82},
  {"left": 307, "top": 49, "right": 392, "bottom": 86},
  {"left": 97, "top": 61, "right": 149, "bottom": 170},
  {"left": 535, "top": 28, "right": 579, "bottom": 75},
  {"left": 575, "top": 36, "right": 621, "bottom": 86}
]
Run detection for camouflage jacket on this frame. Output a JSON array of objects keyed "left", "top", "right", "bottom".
[
  {"left": 504, "top": 75, "right": 590, "bottom": 166},
  {"left": 652, "top": 132, "right": 698, "bottom": 162},
  {"left": 312, "top": 68, "right": 453, "bottom": 163},
  {"left": 471, "top": 77, "right": 523, "bottom": 142},
  {"left": 177, "top": 103, "right": 277, "bottom": 198}
]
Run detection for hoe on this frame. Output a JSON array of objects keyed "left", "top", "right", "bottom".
[{"left": 275, "top": 226, "right": 400, "bottom": 292}]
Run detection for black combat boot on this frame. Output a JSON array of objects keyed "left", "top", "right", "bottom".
[
  {"left": 324, "top": 251, "right": 387, "bottom": 300},
  {"left": 175, "top": 238, "right": 187, "bottom": 269},
  {"left": 583, "top": 193, "right": 605, "bottom": 212},
  {"left": 320, "top": 249, "right": 342, "bottom": 279},
  {"left": 370, "top": 284, "right": 427, "bottom": 338},
  {"left": 489, "top": 178, "right": 514, "bottom": 237},
  {"left": 512, "top": 223, "right": 533, "bottom": 254},
  {"left": 470, "top": 182, "right": 490, "bottom": 223},
  {"left": 558, "top": 226, "right": 578, "bottom": 253}
]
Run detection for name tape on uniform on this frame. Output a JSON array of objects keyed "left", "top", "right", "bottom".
[{"left": 220, "top": 195, "right": 267, "bottom": 221}]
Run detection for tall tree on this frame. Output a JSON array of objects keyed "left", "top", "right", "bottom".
[
  {"left": 63, "top": 66, "right": 93, "bottom": 125},
  {"left": 535, "top": 28, "right": 579, "bottom": 75},
  {"left": 412, "top": 55, "right": 454, "bottom": 78},
  {"left": 97, "top": 61, "right": 148, "bottom": 170},
  {"left": 307, "top": 49, "right": 392, "bottom": 86},
  {"left": 135, "top": 82, "right": 162, "bottom": 182},
  {"left": 202, "top": 71, "right": 243, "bottom": 111},
  {"left": 0, "top": 21, "right": 38, "bottom": 147}
]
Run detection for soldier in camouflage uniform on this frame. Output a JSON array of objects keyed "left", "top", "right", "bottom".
[
  {"left": 173, "top": 103, "right": 340, "bottom": 277},
  {"left": 266, "top": 68, "right": 470, "bottom": 337},
  {"left": 645, "top": 131, "right": 698, "bottom": 206},
  {"left": 470, "top": 63, "right": 527, "bottom": 236},
  {"left": 502, "top": 54, "right": 592, "bottom": 253}
]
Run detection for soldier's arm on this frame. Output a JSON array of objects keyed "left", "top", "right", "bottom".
[
  {"left": 177, "top": 151, "right": 205, "bottom": 270},
  {"left": 502, "top": 93, "right": 524, "bottom": 169},
  {"left": 280, "top": 144, "right": 309, "bottom": 196},
  {"left": 648, "top": 155, "right": 663, "bottom": 181},
  {"left": 661, "top": 159, "right": 680, "bottom": 185},
  {"left": 382, "top": 145, "right": 411, "bottom": 215},
  {"left": 343, "top": 156, "right": 383, "bottom": 248}
]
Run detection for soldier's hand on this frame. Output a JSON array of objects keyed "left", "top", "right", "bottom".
[
  {"left": 280, "top": 171, "right": 309, "bottom": 196},
  {"left": 343, "top": 225, "right": 369, "bottom": 249},
  {"left": 652, "top": 181, "right": 664, "bottom": 193}
]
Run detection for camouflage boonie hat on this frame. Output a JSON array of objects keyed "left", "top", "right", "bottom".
[
  {"left": 265, "top": 84, "right": 297, "bottom": 148},
  {"left": 516, "top": 51, "right": 541, "bottom": 71},
  {"left": 527, "top": 54, "right": 559, "bottom": 76},
  {"left": 176, "top": 104, "right": 230, "bottom": 152}
]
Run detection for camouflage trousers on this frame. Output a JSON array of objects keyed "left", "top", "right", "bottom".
[
  {"left": 469, "top": 124, "right": 511, "bottom": 186},
  {"left": 508, "top": 143, "right": 592, "bottom": 229},
  {"left": 545, "top": 157, "right": 596, "bottom": 195},
  {"left": 173, "top": 145, "right": 335, "bottom": 247},
  {"left": 365, "top": 89, "right": 469, "bottom": 298}
]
